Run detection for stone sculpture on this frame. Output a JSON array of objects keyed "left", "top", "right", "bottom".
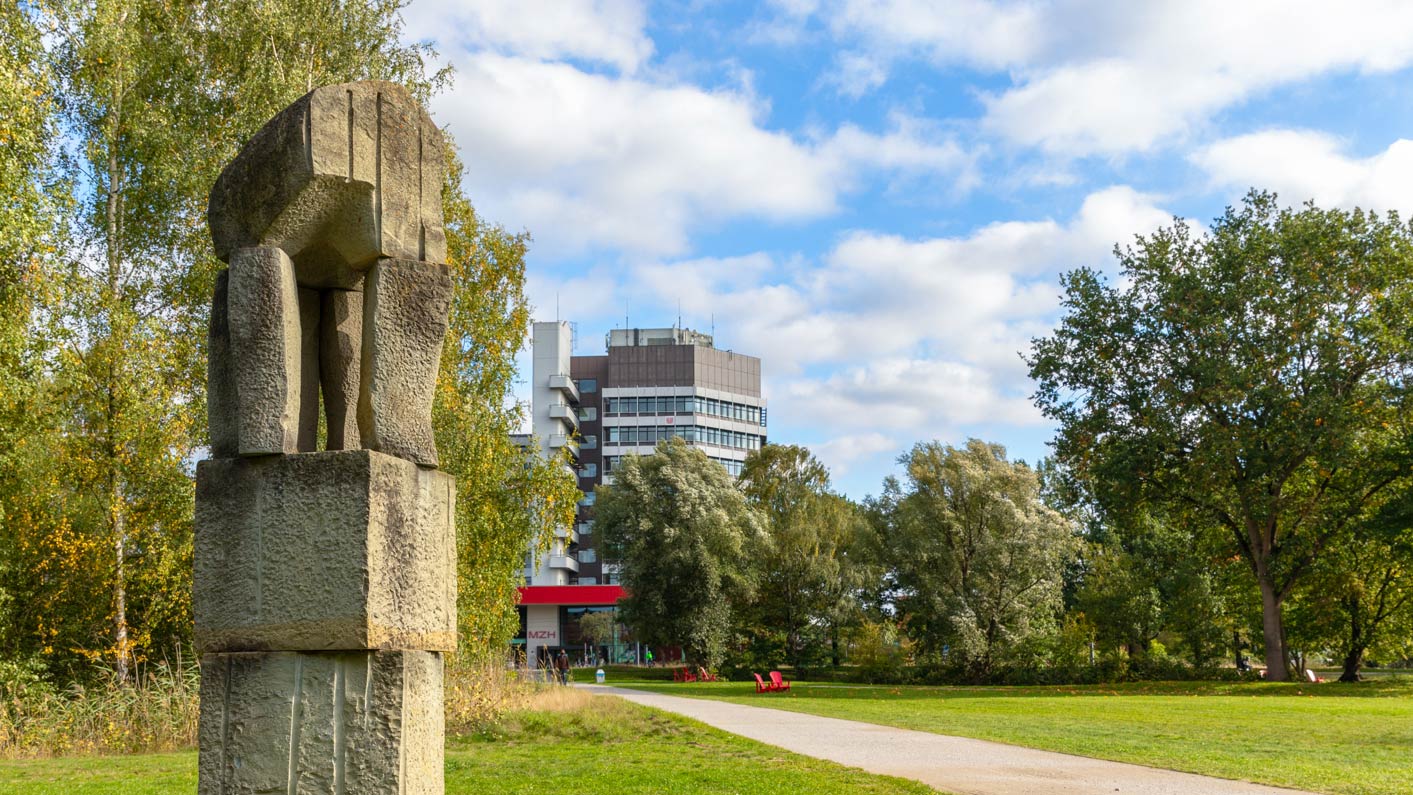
[
  {"left": 207, "top": 79, "right": 450, "bottom": 467},
  {"left": 196, "top": 81, "right": 456, "bottom": 795}
]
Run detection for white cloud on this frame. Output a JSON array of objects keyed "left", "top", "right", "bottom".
[
  {"left": 433, "top": 54, "right": 971, "bottom": 256},
  {"left": 807, "top": 432, "right": 899, "bottom": 477},
  {"left": 809, "top": 1, "right": 1413, "bottom": 156},
  {"left": 405, "top": 0, "right": 653, "bottom": 74},
  {"left": 785, "top": 359, "right": 1046, "bottom": 430},
  {"left": 826, "top": 52, "right": 889, "bottom": 98},
  {"left": 830, "top": 0, "right": 1043, "bottom": 71},
  {"left": 770, "top": 0, "right": 821, "bottom": 16},
  {"left": 1193, "top": 130, "right": 1413, "bottom": 215},
  {"left": 980, "top": 59, "right": 1242, "bottom": 156},
  {"left": 582, "top": 186, "right": 1170, "bottom": 444},
  {"left": 620, "top": 186, "right": 1168, "bottom": 371}
]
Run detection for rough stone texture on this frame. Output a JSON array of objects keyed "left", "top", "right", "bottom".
[
  {"left": 194, "top": 451, "right": 457, "bottom": 654},
  {"left": 208, "top": 270, "right": 238, "bottom": 459},
  {"left": 297, "top": 287, "right": 322, "bottom": 452},
  {"left": 359, "top": 258, "right": 452, "bottom": 467},
  {"left": 228, "top": 246, "right": 304, "bottom": 456},
  {"left": 208, "top": 81, "right": 447, "bottom": 283},
  {"left": 321, "top": 289, "right": 364, "bottom": 450},
  {"left": 198, "top": 650, "right": 444, "bottom": 795}
]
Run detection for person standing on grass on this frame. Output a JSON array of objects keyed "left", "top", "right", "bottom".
[
  {"left": 556, "top": 649, "right": 570, "bottom": 685},
  {"left": 645, "top": 648, "right": 654, "bottom": 667}
]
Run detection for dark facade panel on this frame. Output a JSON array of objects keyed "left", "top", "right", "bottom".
[
  {"left": 568, "top": 355, "right": 607, "bottom": 583},
  {"left": 568, "top": 336, "right": 762, "bottom": 586}
]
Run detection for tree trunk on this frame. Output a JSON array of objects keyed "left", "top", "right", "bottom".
[
  {"left": 105, "top": 85, "right": 129, "bottom": 685},
  {"left": 1338, "top": 645, "right": 1365, "bottom": 683},
  {"left": 1257, "top": 574, "right": 1290, "bottom": 681},
  {"left": 113, "top": 498, "right": 128, "bottom": 683},
  {"left": 1339, "top": 595, "right": 1365, "bottom": 683}
]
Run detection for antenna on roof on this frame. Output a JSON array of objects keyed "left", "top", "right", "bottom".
[
  {"left": 555, "top": 291, "right": 560, "bottom": 323},
  {"left": 677, "top": 299, "right": 682, "bottom": 330},
  {"left": 710, "top": 313, "right": 715, "bottom": 339}
]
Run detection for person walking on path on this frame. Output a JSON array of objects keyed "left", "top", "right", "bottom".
[{"left": 556, "top": 649, "right": 570, "bottom": 685}]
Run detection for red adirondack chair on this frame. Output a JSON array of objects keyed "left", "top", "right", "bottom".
[
  {"left": 753, "top": 672, "right": 770, "bottom": 693},
  {"left": 769, "top": 671, "right": 791, "bottom": 691}
]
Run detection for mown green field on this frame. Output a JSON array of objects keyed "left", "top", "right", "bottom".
[
  {"left": 0, "top": 691, "right": 940, "bottom": 795},
  {"left": 617, "top": 677, "right": 1413, "bottom": 795}
]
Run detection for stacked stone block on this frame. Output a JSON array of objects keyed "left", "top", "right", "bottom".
[{"left": 197, "top": 81, "right": 456, "bottom": 795}]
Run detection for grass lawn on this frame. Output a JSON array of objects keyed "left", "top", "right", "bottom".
[
  {"left": 0, "top": 689, "right": 941, "bottom": 795},
  {"left": 615, "top": 677, "right": 1413, "bottom": 795}
]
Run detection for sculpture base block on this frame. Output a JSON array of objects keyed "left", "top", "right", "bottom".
[
  {"left": 195, "top": 450, "right": 456, "bottom": 653},
  {"left": 198, "top": 650, "right": 443, "bottom": 795}
]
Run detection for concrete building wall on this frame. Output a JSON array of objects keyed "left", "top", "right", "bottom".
[
  {"left": 529, "top": 322, "right": 577, "bottom": 586},
  {"left": 524, "top": 604, "right": 559, "bottom": 669}
]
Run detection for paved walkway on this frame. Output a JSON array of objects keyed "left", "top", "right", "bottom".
[{"left": 580, "top": 684, "right": 1318, "bottom": 795}]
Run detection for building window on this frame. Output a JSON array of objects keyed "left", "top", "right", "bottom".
[
  {"left": 579, "top": 491, "right": 596, "bottom": 506},
  {"left": 581, "top": 434, "right": 598, "bottom": 450},
  {"left": 578, "top": 406, "right": 597, "bottom": 421},
  {"left": 576, "top": 576, "right": 598, "bottom": 585},
  {"left": 577, "top": 548, "right": 597, "bottom": 564},
  {"left": 608, "top": 424, "right": 763, "bottom": 451},
  {"left": 577, "top": 521, "right": 594, "bottom": 536},
  {"left": 578, "top": 378, "right": 598, "bottom": 393},
  {"left": 580, "top": 462, "right": 597, "bottom": 478}
]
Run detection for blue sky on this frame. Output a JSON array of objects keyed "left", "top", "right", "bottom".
[{"left": 403, "top": 0, "right": 1413, "bottom": 499}]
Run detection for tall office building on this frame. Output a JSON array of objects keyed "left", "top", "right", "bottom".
[{"left": 516, "top": 323, "right": 766, "bottom": 665}]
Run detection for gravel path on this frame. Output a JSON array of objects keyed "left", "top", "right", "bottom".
[{"left": 579, "top": 684, "right": 1319, "bottom": 795}]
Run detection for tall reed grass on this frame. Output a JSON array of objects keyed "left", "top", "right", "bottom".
[
  {"left": 0, "top": 652, "right": 555, "bottom": 757},
  {"left": 0, "top": 658, "right": 200, "bottom": 758}
]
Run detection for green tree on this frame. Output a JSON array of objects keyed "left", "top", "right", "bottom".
[
  {"left": 2, "top": 0, "right": 611, "bottom": 686},
  {"left": 878, "top": 439, "right": 1077, "bottom": 680},
  {"left": 0, "top": 3, "right": 65, "bottom": 662},
  {"left": 1073, "top": 547, "right": 1163, "bottom": 658},
  {"left": 737, "top": 444, "right": 869, "bottom": 671},
  {"left": 434, "top": 153, "right": 579, "bottom": 662},
  {"left": 1288, "top": 482, "right": 1413, "bottom": 681},
  {"left": 12, "top": 0, "right": 450, "bottom": 679},
  {"left": 1028, "top": 191, "right": 1413, "bottom": 680},
  {"left": 597, "top": 439, "right": 765, "bottom": 670},
  {"left": 577, "top": 610, "right": 618, "bottom": 661},
  {"left": 1069, "top": 507, "right": 1236, "bottom": 668}
]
